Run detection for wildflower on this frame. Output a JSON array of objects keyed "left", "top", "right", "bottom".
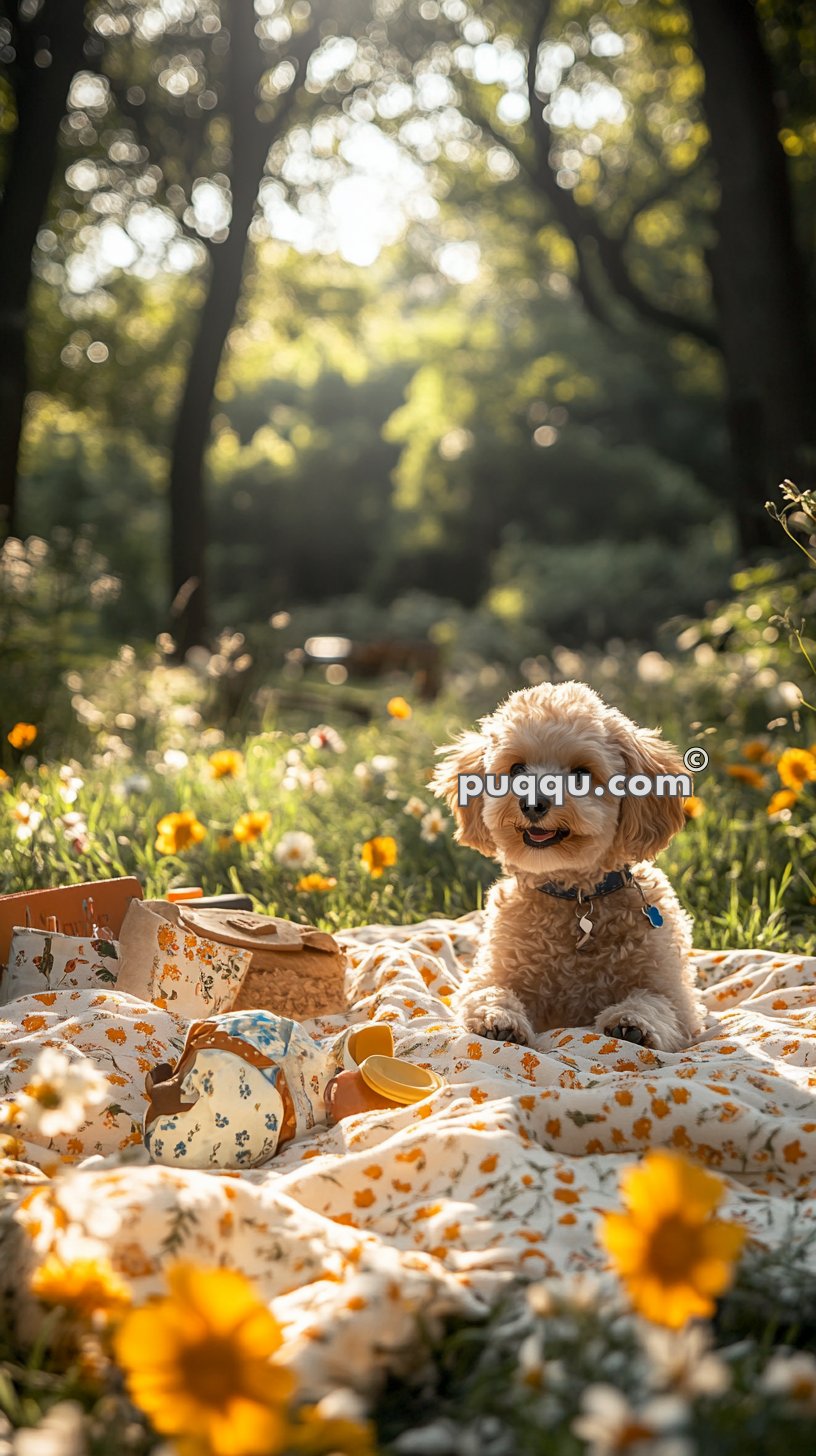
[
  {"left": 760, "top": 1350, "right": 816, "bottom": 1411},
  {"left": 12, "top": 801, "right": 42, "bottom": 841},
  {"left": 682, "top": 797, "right": 704, "bottom": 819},
  {"left": 209, "top": 749, "right": 244, "bottom": 779},
  {"left": 114, "top": 1264, "right": 295, "bottom": 1456},
  {"left": 361, "top": 835, "right": 398, "bottom": 877},
  {"left": 31, "top": 1254, "right": 131, "bottom": 1323},
  {"left": 0, "top": 769, "right": 10, "bottom": 792},
  {"left": 155, "top": 811, "right": 206, "bottom": 855},
  {"left": 403, "top": 797, "right": 426, "bottom": 819},
  {"left": 387, "top": 696, "right": 412, "bottom": 720},
  {"left": 599, "top": 1150, "right": 745, "bottom": 1328},
  {"left": 742, "top": 739, "right": 776, "bottom": 764},
  {"left": 292, "top": 1389, "right": 376, "bottom": 1456},
  {"left": 573, "top": 1385, "right": 690, "bottom": 1456},
  {"left": 58, "top": 764, "right": 84, "bottom": 804},
  {"left": 777, "top": 747, "right": 816, "bottom": 792},
  {"left": 13, "top": 1402, "right": 87, "bottom": 1456},
  {"left": 726, "top": 764, "right": 766, "bottom": 788},
  {"left": 295, "top": 873, "right": 337, "bottom": 893},
  {"left": 768, "top": 789, "right": 798, "bottom": 816},
  {"left": 420, "top": 808, "right": 446, "bottom": 843},
  {"left": 275, "top": 830, "right": 317, "bottom": 867},
  {"left": 233, "top": 811, "right": 272, "bottom": 844},
  {"left": 309, "top": 724, "right": 346, "bottom": 753},
  {"left": 61, "top": 812, "right": 90, "bottom": 855},
  {"left": 8, "top": 722, "right": 37, "bottom": 749},
  {"left": 640, "top": 1324, "right": 729, "bottom": 1397},
  {"left": 13, "top": 1048, "right": 108, "bottom": 1138},
  {"left": 162, "top": 748, "right": 189, "bottom": 772},
  {"left": 370, "top": 754, "right": 398, "bottom": 777}
]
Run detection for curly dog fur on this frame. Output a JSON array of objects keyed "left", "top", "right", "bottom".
[{"left": 431, "top": 681, "right": 704, "bottom": 1052}]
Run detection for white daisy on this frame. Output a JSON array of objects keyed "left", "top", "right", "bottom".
[
  {"left": 573, "top": 1385, "right": 691, "bottom": 1456},
  {"left": 309, "top": 724, "right": 346, "bottom": 753},
  {"left": 420, "top": 808, "right": 446, "bottom": 843},
  {"left": 761, "top": 1350, "right": 816, "bottom": 1410},
  {"left": 15, "top": 1049, "right": 108, "bottom": 1139},
  {"left": 370, "top": 755, "right": 398, "bottom": 777},
  {"left": 274, "top": 831, "right": 317, "bottom": 868},
  {"left": 403, "top": 797, "right": 426, "bottom": 819},
  {"left": 12, "top": 802, "right": 43, "bottom": 842},
  {"left": 641, "top": 1324, "right": 730, "bottom": 1397}
]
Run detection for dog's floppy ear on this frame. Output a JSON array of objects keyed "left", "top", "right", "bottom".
[
  {"left": 430, "top": 730, "right": 494, "bottom": 857},
  {"left": 607, "top": 712, "right": 687, "bottom": 863}
]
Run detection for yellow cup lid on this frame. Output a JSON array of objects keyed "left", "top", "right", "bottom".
[{"left": 358, "top": 1055, "right": 445, "bottom": 1106}]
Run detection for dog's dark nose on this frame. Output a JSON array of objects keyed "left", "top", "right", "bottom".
[{"left": 521, "top": 798, "right": 551, "bottom": 822}]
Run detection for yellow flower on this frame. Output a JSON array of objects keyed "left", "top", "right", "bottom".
[
  {"left": 742, "top": 739, "right": 776, "bottom": 764},
  {"left": 233, "top": 810, "right": 271, "bottom": 843},
  {"left": 600, "top": 1150, "right": 745, "bottom": 1329},
  {"left": 725, "top": 764, "right": 766, "bottom": 788},
  {"left": 114, "top": 1264, "right": 295, "bottom": 1456},
  {"left": 768, "top": 789, "right": 798, "bottom": 816},
  {"left": 295, "top": 873, "right": 337, "bottom": 892},
  {"left": 8, "top": 722, "right": 37, "bottom": 749},
  {"left": 0, "top": 769, "right": 10, "bottom": 792},
  {"left": 386, "top": 696, "right": 412, "bottom": 720},
  {"left": 31, "top": 1254, "right": 132, "bottom": 1323},
  {"left": 155, "top": 811, "right": 206, "bottom": 855},
  {"left": 777, "top": 747, "right": 816, "bottom": 792},
  {"left": 290, "top": 1401, "right": 377, "bottom": 1456},
  {"left": 209, "top": 749, "right": 244, "bottom": 779},
  {"left": 682, "top": 796, "right": 704, "bottom": 819},
  {"left": 361, "top": 835, "right": 398, "bottom": 877}
]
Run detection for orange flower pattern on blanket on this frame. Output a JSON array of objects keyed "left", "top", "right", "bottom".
[{"left": 4, "top": 915, "right": 816, "bottom": 1393}]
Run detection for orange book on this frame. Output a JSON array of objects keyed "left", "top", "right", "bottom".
[{"left": 0, "top": 877, "right": 143, "bottom": 966}]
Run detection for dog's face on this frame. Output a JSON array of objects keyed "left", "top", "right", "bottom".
[{"left": 431, "top": 681, "right": 686, "bottom": 878}]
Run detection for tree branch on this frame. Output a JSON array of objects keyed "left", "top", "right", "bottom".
[{"left": 520, "top": 0, "right": 718, "bottom": 347}]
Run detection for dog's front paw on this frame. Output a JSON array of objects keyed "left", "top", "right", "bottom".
[
  {"left": 603, "top": 1016, "right": 652, "bottom": 1048},
  {"left": 463, "top": 1005, "right": 534, "bottom": 1045}
]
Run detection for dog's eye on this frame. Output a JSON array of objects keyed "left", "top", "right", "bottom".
[
  {"left": 571, "top": 766, "right": 591, "bottom": 780},
  {"left": 509, "top": 762, "right": 526, "bottom": 777}
]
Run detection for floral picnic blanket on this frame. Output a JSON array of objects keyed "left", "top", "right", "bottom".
[{"left": 3, "top": 914, "right": 816, "bottom": 1394}]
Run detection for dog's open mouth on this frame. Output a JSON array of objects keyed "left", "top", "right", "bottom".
[{"left": 521, "top": 826, "right": 571, "bottom": 848}]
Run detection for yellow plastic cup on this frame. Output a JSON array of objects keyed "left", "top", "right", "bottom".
[{"left": 358, "top": 1055, "right": 445, "bottom": 1106}]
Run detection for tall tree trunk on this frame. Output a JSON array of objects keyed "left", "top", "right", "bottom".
[
  {"left": 0, "top": 0, "right": 88, "bottom": 538},
  {"left": 687, "top": 0, "right": 816, "bottom": 551},
  {"left": 168, "top": 0, "right": 270, "bottom": 654}
]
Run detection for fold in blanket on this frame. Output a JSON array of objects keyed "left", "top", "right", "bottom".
[{"left": 2, "top": 913, "right": 816, "bottom": 1395}]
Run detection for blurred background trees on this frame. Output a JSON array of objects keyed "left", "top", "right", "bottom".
[{"left": 0, "top": 0, "right": 813, "bottom": 652}]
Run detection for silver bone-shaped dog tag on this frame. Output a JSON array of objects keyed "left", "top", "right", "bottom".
[{"left": 576, "top": 897, "right": 594, "bottom": 948}]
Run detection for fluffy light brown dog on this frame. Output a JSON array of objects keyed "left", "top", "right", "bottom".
[{"left": 432, "top": 681, "right": 705, "bottom": 1052}]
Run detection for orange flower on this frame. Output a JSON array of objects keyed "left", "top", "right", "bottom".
[
  {"left": 209, "top": 749, "right": 243, "bottom": 779},
  {"left": 386, "top": 696, "right": 412, "bottom": 720},
  {"left": 233, "top": 810, "right": 271, "bottom": 843},
  {"left": 777, "top": 747, "right": 816, "bottom": 792},
  {"left": 155, "top": 811, "right": 206, "bottom": 855},
  {"left": 600, "top": 1150, "right": 745, "bottom": 1328},
  {"left": 726, "top": 764, "right": 766, "bottom": 788},
  {"left": 8, "top": 722, "right": 37, "bottom": 749},
  {"left": 682, "top": 796, "right": 704, "bottom": 819},
  {"left": 742, "top": 739, "right": 775, "bottom": 764},
  {"left": 114, "top": 1264, "right": 294, "bottom": 1456},
  {"left": 295, "top": 873, "right": 337, "bottom": 892},
  {"left": 361, "top": 835, "right": 398, "bottom": 877},
  {"left": 0, "top": 769, "right": 10, "bottom": 792},
  {"left": 768, "top": 789, "right": 798, "bottom": 816},
  {"left": 31, "top": 1254, "right": 131, "bottom": 1323}
]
